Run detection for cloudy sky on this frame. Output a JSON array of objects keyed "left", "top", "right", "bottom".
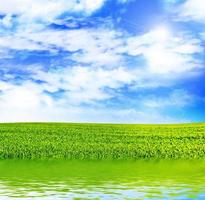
[{"left": 0, "top": 0, "right": 204, "bottom": 123}]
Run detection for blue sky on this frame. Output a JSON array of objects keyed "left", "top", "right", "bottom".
[{"left": 0, "top": 0, "right": 204, "bottom": 123}]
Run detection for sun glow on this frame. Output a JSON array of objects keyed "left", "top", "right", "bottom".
[{"left": 151, "top": 26, "right": 171, "bottom": 41}]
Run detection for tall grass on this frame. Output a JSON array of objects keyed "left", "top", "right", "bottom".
[{"left": 0, "top": 123, "right": 204, "bottom": 159}]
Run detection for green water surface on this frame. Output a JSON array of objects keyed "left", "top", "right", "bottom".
[{"left": 0, "top": 160, "right": 204, "bottom": 199}]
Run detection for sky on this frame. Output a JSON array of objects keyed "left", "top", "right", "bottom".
[{"left": 0, "top": 0, "right": 204, "bottom": 123}]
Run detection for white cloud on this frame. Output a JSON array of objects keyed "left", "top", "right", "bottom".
[
  {"left": 0, "top": 78, "right": 178, "bottom": 123},
  {"left": 117, "top": 0, "right": 132, "bottom": 3},
  {"left": 0, "top": 105, "right": 180, "bottom": 123},
  {"left": 0, "top": 24, "right": 203, "bottom": 121},
  {"left": 0, "top": 28, "right": 124, "bottom": 66},
  {"left": 200, "top": 32, "right": 205, "bottom": 40},
  {"left": 0, "top": 0, "right": 106, "bottom": 23},
  {"left": 175, "top": 0, "right": 205, "bottom": 22},
  {"left": 0, "top": 82, "right": 183, "bottom": 123},
  {"left": 32, "top": 66, "right": 136, "bottom": 104},
  {"left": 142, "top": 89, "right": 194, "bottom": 108},
  {"left": 144, "top": 43, "right": 200, "bottom": 74},
  {"left": 0, "top": 0, "right": 202, "bottom": 123},
  {"left": 0, "top": 35, "right": 47, "bottom": 51},
  {"left": 0, "top": 24, "right": 203, "bottom": 74},
  {"left": 0, "top": 81, "right": 53, "bottom": 109},
  {"left": 0, "top": 63, "right": 194, "bottom": 123},
  {"left": 118, "top": 26, "right": 203, "bottom": 74},
  {"left": 0, "top": 10, "right": 204, "bottom": 123},
  {"left": 80, "top": 0, "right": 106, "bottom": 14},
  {"left": 0, "top": 14, "right": 13, "bottom": 28}
]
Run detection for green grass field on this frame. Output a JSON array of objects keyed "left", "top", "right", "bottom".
[{"left": 0, "top": 123, "right": 205, "bottom": 160}]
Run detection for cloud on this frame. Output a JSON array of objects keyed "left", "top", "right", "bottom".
[
  {"left": 0, "top": 27, "right": 124, "bottom": 66},
  {"left": 0, "top": 0, "right": 107, "bottom": 23},
  {"left": 0, "top": 81, "right": 53, "bottom": 109},
  {"left": 175, "top": 0, "right": 205, "bottom": 22},
  {"left": 31, "top": 65, "right": 136, "bottom": 104},
  {"left": 117, "top": 26, "right": 203, "bottom": 74},
  {"left": 0, "top": 23, "right": 203, "bottom": 108},
  {"left": 0, "top": 80, "right": 184, "bottom": 123},
  {"left": 0, "top": 14, "right": 13, "bottom": 28},
  {"left": 0, "top": 61, "right": 196, "bottom": 123},
  {"left": 0, "top": 35, "right": 47, "bottom": 51},
  {"left": 0, "top": 0, "right": 204, "bottom": 123},
  {"left": 117, "top": 0, "right": 132, "bottom": 3},
  {"left": 1, "top": 24, "right": 203, "bottom": 74},
  {"left": 141, "top": 89, "right": 194, "bottom": 109},
  {"left": 0, "top": 104, "right": 182, "bottom": 123},
  {"left": 0, "top": 60, "right": 194, "bottom": 123}
]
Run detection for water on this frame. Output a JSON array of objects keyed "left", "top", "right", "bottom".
[{"left": 0, "top": 160, "right": 204, "bottom": 199}]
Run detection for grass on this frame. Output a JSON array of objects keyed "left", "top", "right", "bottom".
[{"left": 0, "top": 123, "right": 205, "bottom": 160}]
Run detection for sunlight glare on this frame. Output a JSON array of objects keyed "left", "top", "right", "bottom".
[{"left": 152, "top": 26, "right": 171, "bottom": 41}]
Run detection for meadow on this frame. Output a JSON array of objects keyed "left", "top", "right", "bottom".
[{"left": 0, "top": 123, "right": 204, "bottom": 159}]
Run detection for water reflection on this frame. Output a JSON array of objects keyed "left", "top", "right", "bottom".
[{"left": 0, "top": 160, "right": 204, "bottom": 199}]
